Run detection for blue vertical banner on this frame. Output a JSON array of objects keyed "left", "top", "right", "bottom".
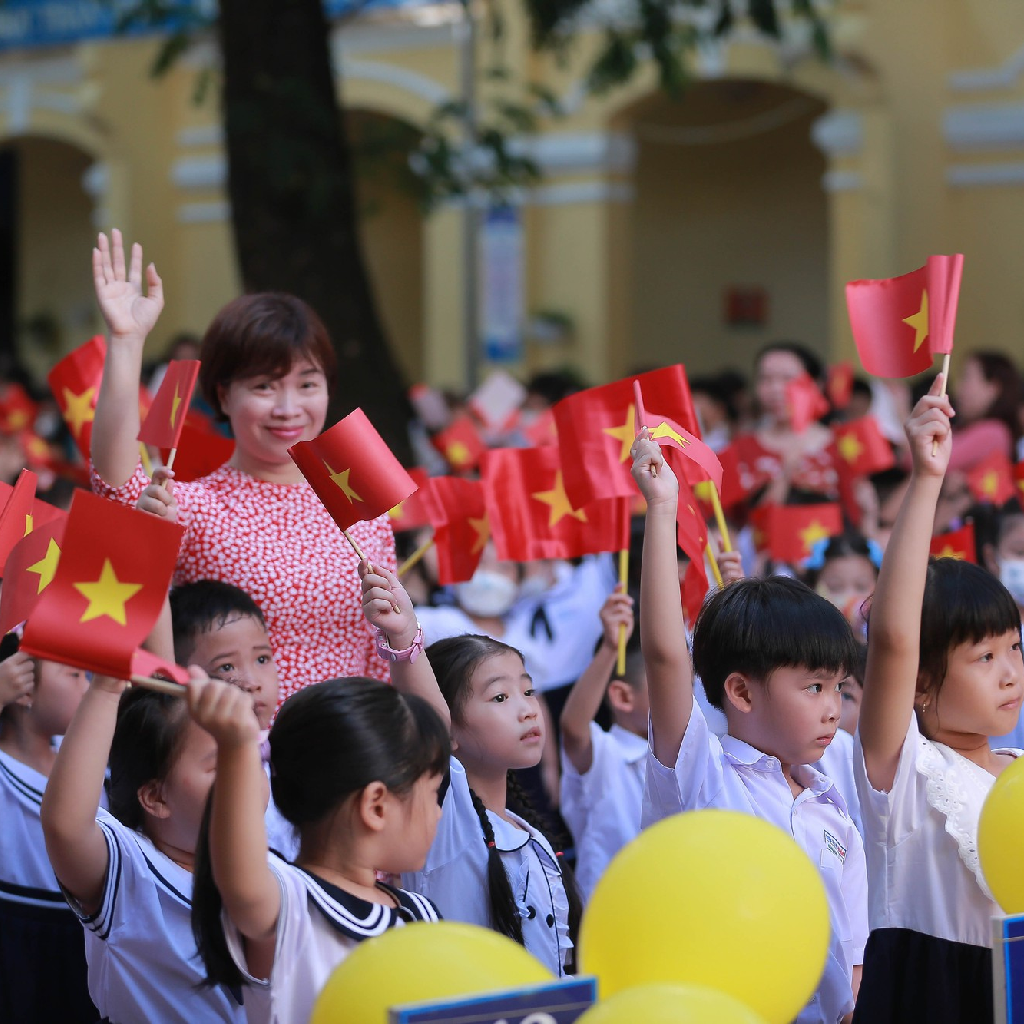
[
  {"left": 994, "top": 913, "right": 1024, "bottom": 1024},
  {"left": 481, "top": 204, "right": 524, "bottom": 364}
]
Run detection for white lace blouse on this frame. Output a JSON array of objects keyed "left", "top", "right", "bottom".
[{"left": 853, "top": 715, "right": 1019, "bottom": 947}]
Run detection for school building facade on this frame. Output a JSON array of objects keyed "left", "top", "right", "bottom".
[{"left": 0, "top": 0, "right": 1023, "bottom": 392}]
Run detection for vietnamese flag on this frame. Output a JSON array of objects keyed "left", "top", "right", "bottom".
[
  {"left": 554, "top": 365, "right": 698, "bottom": 508},
  {"left": 47, "top": 335, "right": 106, "bottom": 459},
  {"left": 675, "top": 475, "right": 710, "bottom": 625},
  {"left": 432, "top": 413, "right": 487, "bottom": 472},
  {"left": 966, "top": 450, "right": 1015, "bottom": 506},
  {"left": 424, "top": 477, "right": 491, "bottom": 584},
  {"left": 1014, "top": 461, "right": 1024, "bottom": 505},
  {"left": 930, "top": 523, "right": 976, "bottom": 563},
  {"left": 21, "top": 490, "right": 184, "bottom": 678},
  {"left": 750, "top": 503, "right": 843, "bottom": 564},
  {"left": 0, "top": 470, "right": 37, "bottom": 568},
  {"left": 161, "top": 420, "right": 235, "bottom": 483},
  {"left": 827, "top": 363, "right": 855, "bottom": 410},
  {"left": 832, "top": 417, "right": 895, "bottom": 479},
  {"left": 387, "top": 468, "right": 435, "bottom": 532},
  {"left": 846, "top": 254, "right": 964, "bottom": 378},
  {"left": 138, "top": 360, "right": 200, "bottom": 450},
  {"left": 0, "top": 383, "right": 37, "bottom": 434},
  {"left": 0, "top": 512, "right": 67, "bottom": 636},
  {"left": 289, "top": 409, "right": 417, "bottom": 532},
  {"left": 787, "top": 373, "right": 830, "bottom": 433}
]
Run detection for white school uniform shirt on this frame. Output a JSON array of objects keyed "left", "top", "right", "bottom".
[
  {"left": 60, "top": 809, "right": 245, "bottom": 1023},
  {"left": 402, "top": 756, "right": 573, "bottom": 976},
  {"left": 560, "top": 723, "right": 646, "bottom": 901},
  {"left": 224, "top": 855, "right": 440, "bottom": 1024},
  {"left": 815, "top": 728, "right": 863, "bottom": 837},
  {"left": 853, "top": 715, "right": 1019, "bottom": 948},
  {"left": 643, "top": 698, "right": 868, "bottom": 1024}
]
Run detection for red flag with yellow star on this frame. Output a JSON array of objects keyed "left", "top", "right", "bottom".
[
  {"left": 0, "top": 383, "right": 37, "bottom": 434},
  {"left": 553, "top": 365, "right": 699, "bottom": 508},
  {"left": 20, "top": 490, "right": 184, "bottom": 677},
  {"left": 289, "top": 409, "right": 417, "bottom": 532},
  {"left": 431, "top": 413, "right": 488, "bottom": 473},
  {"left": 387, "top": 468, "right": 435, "bottom": 532},
  {"left": 423, "top": 477, "right": 491, "bottom": 584},
  {"left": 137, "top": 360, "right": 200, "bottom": 449},
  {"left": 831, "top": 416, "right": 895, "bottom": 480},
  {"left": 1014, "top": 460, "right": 1024, "bottom": 505},
  {"left": 826, "top": 362, "right": 855, "bottom": 410},
  {"left": 0, "top": 513, "right": 67, "bottom": 635},
  {"left": 0, "top": 470, "right": 38, "bottom": 569},
  {"left": 929, "top": 523, "right": 976, "bottom": 563},
  {"left": 676, "top": 474, "right": 710, "bottom": 625},
  {"left": 47, "top": 335, "right": 106, "bottom": 459},
  {"left": 966, "top": 450, "right": 1015, "bottom": 506},
  {"left": 160, "top": 420, "right": 235, "bottom": 483},
  {"left": 846, "top": 254, "right": 964, "bottom": 378},
  {"left": 787, "top": 373, "right": 830, "bottom": 433},
  {"left": 750, "top": 503, "right": 843, "bottom": 564}
]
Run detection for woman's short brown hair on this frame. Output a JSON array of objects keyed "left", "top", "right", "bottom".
[{"left": 198, "top": 293, "right": 337, "bottom": 421}]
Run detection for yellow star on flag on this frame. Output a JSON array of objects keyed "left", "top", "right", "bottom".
[
  {"left": 324, "top": 462, "right": 362, "bottom": 504},
  {"left": 935, "top": 545, "right": 965, "bottom": 560},
  {"left": 62, "top": 386, "right": 96, "bottom": 438},
  {"left": 981, "top": 470, "right": 998, "bottom": 498},
  {"left": 903, "top": 290, "right": 930, "bottom": 353},
  {"left": 799, "top": 520, "right": 832, "bottom": 554},
  {"left": 23, "top": 513, "right": 33, "bottom": 537},
  {"left": 469, "top": 515, "right": 490, "bottom": 554},
  {"left": 26, "top": 538, "right": 61, "bottom": 594},
  {"left": 73, "top": 559, "right": 144, "bottom": 626},
  {"left": 532, "top": 471, "right": 588, "bottom": 527},
  {"left": 650, "top": 422, "right": 692, "bottom": 449},
  {"left": 602, "top": 404, "right": 636, "bottom": 462},
  {"left": 837, "top": 431, "right": 863, "bottom": 464},
  {"left": 170, "top": 385, "right": 182, "bottom": 429},
  {"left": 446, "top": 441, "right": 470, "bottom": 467},
  {"left": 6, "top": 409, "right": 28, "bottom": 430},
  {"left": 387, "top": 500, "right": 405, "bottom": 521},
  {"left": 1017, "top": 478, "right": 1024, "bottom": 499}
]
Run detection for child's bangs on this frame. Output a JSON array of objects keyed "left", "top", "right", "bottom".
[{"left": 924, "top": 558, "right": 1022, "bottom": 652}]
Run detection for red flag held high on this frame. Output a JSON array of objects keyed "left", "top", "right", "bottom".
[
  {"left": 831, "top": 417, "right": 895, "bottom": 479},
  {"left": 424, "top": 477, "right": 491, "bottom": 584},
  {"left": 750, "top": 504, "right": 843, "bottom": 565},
  {"left": 966, "top": 450, "right": 1015, "bottom": 506},
  {"left": 0, "top": 470, "right": 37, "bottom": 569},
  {"left": 431, "top": 413, "right": 487, "bottom": 472},
  {"left": 0, "top": 513, "right": 67, "bottom": 636},
  {"left": 47, "top": 335, "right": 106, "bottom": 458},
  {"left": 161, "top": 421, "right": 235, "bottom": 482},
  {"left": 387, "top": 468, "right": 435, "bottom": 532},
  {"left": 0, "top": 383, "right": 37, "bottom": 434},
  {"left": 846, "top": 254, "right": 964, "bottom": 378},
  {"left": 676, "top": 475, "right": 709, "bottom": 625},
  {"left": 930, "top": 523, "right": 976, "bottom": 563},
  {"left": 138, "top": 360, "right": 200, "bottom": 449},
  {"left": 289, "top": 409, "right": 416, "bottom": 532},
  {"left": 21, "top": 491, "right": 184, "bottom": 678}
]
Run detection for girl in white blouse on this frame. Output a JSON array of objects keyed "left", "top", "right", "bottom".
[{"left": 855, "top": 376, "right": 1024, "bottom": 1024}]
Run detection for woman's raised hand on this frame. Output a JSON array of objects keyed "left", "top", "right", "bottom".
[{"left": 92, "top": 229, "right": 164, "bottom": 342}]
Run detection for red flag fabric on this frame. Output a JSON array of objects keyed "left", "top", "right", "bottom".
[
  {"left": 47, "top": 335, "right": 106, "bottom": 458},
  {"left": 966, "top": 450, "right": 1015, "bottom": 506},
  {"left": 160, "top": 421, "right": 235, "bottom": 483},
  {"left": 131, "top": 649, "right": 190, "bottom": 687},
  {"left": 750, "top": 503, "right": 843, "bottom": 564},
  {"left": 787, "top": 373, "right": 830, "bottom": 433},
  {"left": 431, "top": 413, "right": 487, "bottom": 472},
  {"left": 0, "top": 383, "right": 37, "bottom": 434},
  {"left": 846, "top": 254, "right": 964, "bottom": 378},
  {"left": 554, "top": 365, "right": 699, "bottom": 508},
  {"left": 0, "top": 470, "right": 37, "bottom": 569},
  {"left": 138, "top": 360, "right": 200, "bottom": 449},
  {"left": 831, "top": 417, "right": 895, "bottom": 479},
  {"left": 676, "top": 476, "right": 709, "bottom": 625},
  {"left": 521, "top": 408, "right": 558, "bottom": 448},
  {"left": 930, "top": 523, "right": 976, "bottom": 563},
  {"left": 21, "top": 491, "right": 184, "bottom": 678},
  {"left": 387, "top": 468, "right": 435, "bottom": 532},
  {"left": 650, "top": 417, "right": 724, "bottom": 495},
  {"left": 424, "top": 477, "right": 491, "bottom": 584},
  {"left": 31, "top": 497, "right": 68, "bottom": 532},
  {"left": 826, "top": 363, "right": 854, "bottom": 410},
  {"left": 289, "top": 409, "right": 417, "bottom": 532},
  {"left": 0, "top": 513, "right": 67, "bottom": 635},
  {"left": 1014, "top": 461, "right": 1024, "bottom": 505}
]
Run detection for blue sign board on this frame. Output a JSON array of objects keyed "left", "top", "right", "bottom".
[
  {"left": 389, "top": 976, "right": 596, "bottom": 1024},
  {"left": 995, "top": 913, "right": 1024, "bottom": 1024}
]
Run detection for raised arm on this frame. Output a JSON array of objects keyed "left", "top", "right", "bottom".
[
  {"left": 560, "top": 588, "right": 634, "bottom": 774},
  {"left": 631, "top": 432, "right": 693, "bottom": 766},
  {"left": 359, "top": 560, "right": 451, "bottom": 731},
  {"left": 859, "top": 377, "right": 953, "bottom": 791},
  {"left": 40, "top": 676, "right": 126, "bottom": 913},
  {"left": 91, "top": 229, "right": 164, "bottom": 487}
]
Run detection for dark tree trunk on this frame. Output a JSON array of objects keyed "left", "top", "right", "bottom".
[{"left": 217, "top": 0, "right": 413, "bottom": 461}]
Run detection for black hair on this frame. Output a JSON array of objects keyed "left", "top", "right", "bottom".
[
  {"left": 169, "top": 580, "right": 267, "bottom": 666},
  {"left": 803, "top": 531, "right": 880, "bottom": 591},
  {"left": 912, "top": 558, "right": 1022, "bottom": 696},
  {"left": 108, "top": 689, "right": 191, "bottom": 830},
  {"left": 755, "top": 341, "right": 824, "bottom": 384},
  {"left": 424, "top": 635, "right": 583, "bottom": 963},
  {"left": 850, "top": 642, "right": 867, "bottom": 688},
  {"left": 192, "top": 677, "right": 450, "bottom": 988},
  {"left": 525, "top": 370, "right": 586, "bottom": 407},
  {"left": 692, "top": 577, "right": 859, "bottom": 709}
]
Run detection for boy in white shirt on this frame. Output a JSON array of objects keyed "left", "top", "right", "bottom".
[
  {"left": 559, "top": 588, "right": 646, "bottom": 900},
  {"left": 631, "top": 431, "right": 868, "bottom": 1024}
]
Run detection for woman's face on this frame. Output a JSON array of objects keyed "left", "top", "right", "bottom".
[
  {"left": 218, "top": 358, "right": 329, "bottom": 470},
  {"left": 954, "top": 358, "right": 999, "bottom": 422},
  {"left": 756, "top": 350, "right": 807, "bottom": 426}
]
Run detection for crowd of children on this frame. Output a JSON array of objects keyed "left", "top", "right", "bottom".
[{"left": 0, "top": 248, "right": 1023, "bottom": 1023}]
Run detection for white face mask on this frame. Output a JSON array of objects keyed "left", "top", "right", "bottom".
[
  {"left": 455, "top": 570, "right": 518, "bottom": 618},
  {"left": 999, "top": 559, "right": 1024, "bottom": 607},
  {"left": 517, "top": 575, "right": 552, "bottom": 602}
]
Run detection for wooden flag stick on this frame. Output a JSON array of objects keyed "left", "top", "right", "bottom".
[
  {"left": 617, "top": 547, "right": 629, "bottom": 676},
  {"left": 933, "top": 353, "right": 952, "bottom": 456},
  {"left": 139, "top": 442, "right": 153, "bottom": 478},
  {"left": 130, "top": 674, "right": 188, "bottom": 697},
  {"left": 706, "top": 542, "right": 724, "bottom": 588},
  {"left": 710, "top": 484, "right": 733, "bottom": 553},
  {"left": 165, "top": 448, "right": 178, "bottom": 473},
  {"left": 398, "top": 535, "right": 434, "bottom": 577},
  {"left": 343, "top": 529, "right": 366, "bottom": 562}
]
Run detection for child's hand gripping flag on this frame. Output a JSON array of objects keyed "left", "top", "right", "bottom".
[
  {"left": 289, "top": 409, "right": 417, "bottom": 532},
  {"left": 47, "top": 335, "right": 107, "bottom": 459},
  {"left": 137, "top": 359, "right": 200, "bottom": 455},
  {"left": 846, "top": 254, "right": 964, "bottom": 378}
]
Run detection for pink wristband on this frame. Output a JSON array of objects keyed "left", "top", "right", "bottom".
[{"left": 374, "top": 624, "right": 424, "bottom": 664}]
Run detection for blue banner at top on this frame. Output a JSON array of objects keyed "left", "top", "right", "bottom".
[{"left": 0, "top": 0, "right": 420, "bottom": 53}]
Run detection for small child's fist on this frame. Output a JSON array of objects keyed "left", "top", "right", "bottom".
[
  {"left": 599, "top": 587, "right": 634, "bottom": 648},
  {"left": 716, "top": 550, "right": 744, "bottom": 586}
]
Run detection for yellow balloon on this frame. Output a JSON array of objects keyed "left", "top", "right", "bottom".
[
  {"left": 309, "top": 921, "right": 552, "bottom": 1024},
  {"left": 580, "top": 810, "right": 830, "bottom": 1024},
  {"left": 576, "top": 984, "right": 769, "bottom": 1024},
  {"left": 979, "top": 752, "right": 1024, "bottom": 912}
]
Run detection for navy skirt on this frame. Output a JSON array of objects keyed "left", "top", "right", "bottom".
[{"left": 853, "top": 927, "right": 993, "bottom": 1024}]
